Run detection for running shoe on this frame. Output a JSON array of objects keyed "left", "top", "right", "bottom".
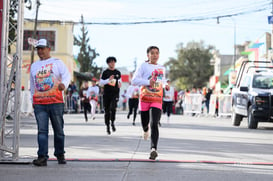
[
  {"left": 149, "top": 148, "right": 158, "bottom": 160},
  {"left": 111, "top": 124, "right": 116, "bottom": 132}
]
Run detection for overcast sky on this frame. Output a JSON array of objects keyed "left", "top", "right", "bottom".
[{"left": 24, "top": 0, "right": 272, "bottom": 70}]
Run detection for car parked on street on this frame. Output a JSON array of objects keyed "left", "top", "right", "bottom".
[{"left": 232, "top": 61, "right": 273, "bottom": 129}]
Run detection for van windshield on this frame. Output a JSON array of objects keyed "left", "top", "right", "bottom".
[{"left": 253, "top": 75, "right": 273, "bottom": 89}]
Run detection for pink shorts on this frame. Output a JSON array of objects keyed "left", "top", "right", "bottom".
[{"left": 139, "top": 101, "right": 162, "bottom": 111}]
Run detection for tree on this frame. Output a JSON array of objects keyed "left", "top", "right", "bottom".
[
  {"left": 10, "top": 0, "right": 32, "bottom": 17},
  {"left": 74, "top": 15, "right": 101, "bottom": 78},
  {"left": 165, "top": 41, "right": 214, "bottom": 90}
]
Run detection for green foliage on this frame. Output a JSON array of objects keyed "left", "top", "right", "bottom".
[
  {"left": 74, "top": 15, "right": 101, "bottom": 79},
  {"left": 221, "top": 79, "right": 229, "bottom": 88},
  {"left": 10, "top": 0, "right": 32, "bottom": 17},
  {"left": 165, "top": 41, "right": 214, "bottom": 90}
]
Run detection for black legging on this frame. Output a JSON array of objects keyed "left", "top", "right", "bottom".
[
  {"left": 83, "top": 102, "right": 91, "bottom": 120},
  {"left": 141, "top": 107, "right": 161, "bottom": 150},
  {"left": 103, "top": 95, "right": 118, "bottom": 127},
  {"left": 162, "top": 101, "right": 173, "bottom": 117},
  {"left": 128, "top": 98, "right": 139, "bottom": 121}
]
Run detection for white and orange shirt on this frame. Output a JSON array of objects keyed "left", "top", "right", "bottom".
[
  {"left": 126, "top": 85, "right": 140, "bottom": 99},
  {"left": 30, "top": 58, "right": 71, "bottom": 105},
  {"left": 87, "top": 85, "right": 99, "bottom": 101},
  {"left": 163, "top": 86, "right": 175, "bottom": 102},
  {"left": 131, "top": 61, "right": 166, "bottom": 104}
]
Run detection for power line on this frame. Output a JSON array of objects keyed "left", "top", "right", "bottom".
[{"left": 74, "top": 7, "right": 270, "bottom": 25}]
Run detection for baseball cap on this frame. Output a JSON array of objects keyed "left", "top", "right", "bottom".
[
  {"left": 91, "top": 77, "right": 97, "bottom": 82},
  {"left": 35, "top": 39, "right": 49, "bottom": 48}
]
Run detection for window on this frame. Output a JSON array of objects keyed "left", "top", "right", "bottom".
[
  {"left": 253, "top": 75, "right": 273, "bottom": 89},
  {"left": 23, "top": 30, "right": 56, "bottom": 51}
]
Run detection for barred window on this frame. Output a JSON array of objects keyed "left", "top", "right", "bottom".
[{"left": 23, "top": 30, "right": 56, "bottom": 51}]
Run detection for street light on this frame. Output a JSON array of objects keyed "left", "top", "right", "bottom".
[
  {"left": 217, "top": 16, "right": 236, "bottom": 70},
  {"left": 88, "top": 48, "right": 100, "bottom": 67}
]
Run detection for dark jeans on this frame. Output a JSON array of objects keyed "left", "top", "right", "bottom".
[
  {"left": 34, "top": 103, "right": 65, "bottom": 158},
  {"left": 141, "top": 107, "right": 161, "bottom": 150},
  {"left": 205, "top": 100, "right": 210, "bottom": 113},
  {"left": 128, "top": 98, "right": 139, "bottom": 121},
  {"left": 72, "top": 97, "right": 78, "bottom": 113},
  {"left": 103, "top": 95, "right": 118, "bottom": 127},
  {"left": 162, "top": 101, "right": 173, "bottom": 117},
  {"left": 122, "top": 102, "right": 126, "bottom": 111},
  {"left": 83, "top": 102, "right": 91, "bottom": 120}
]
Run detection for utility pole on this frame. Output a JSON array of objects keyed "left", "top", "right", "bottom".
[
  {"left": 232, "top": 17, "right": 236, "bottom": 70},
  {"left": 217, "top": 16, "right": 236, "bottom": 70},
  {"left": 30, "top": 0, "right": 40, "bottom": 64},
  {"left": 133, "top": 57, "right": 137, "bottom": 72},
  {"left": 270, "top": 0, "right": 273, "bottom": 48}
]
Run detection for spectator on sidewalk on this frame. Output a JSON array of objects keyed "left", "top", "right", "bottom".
[
  {"left": 175, "top": 94, "right": 184, "bottom": 115},
  {"left": 71, "top": 89, "right": 79, "bottom": 113},
  {"left": 205, "top": 88, "right": 212, "bottom": 114}
]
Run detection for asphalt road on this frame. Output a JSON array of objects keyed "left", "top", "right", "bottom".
[{"left": 1, "top": 112, "right": 273, "bottom": 181}]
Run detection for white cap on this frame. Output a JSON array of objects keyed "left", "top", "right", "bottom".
[{"left": 35, "top": 39, "right": 49, "bottom": 48}]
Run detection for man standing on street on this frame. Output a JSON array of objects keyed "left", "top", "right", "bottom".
[
  {"left": 30, "top": 39, "right": 71, "bottom": 166},
  {"left": 99, "top": 56, "right": 121, "bottom": 135}
]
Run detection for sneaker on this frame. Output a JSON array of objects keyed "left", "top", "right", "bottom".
[
  {"left": 92, "top": 116, "right": 96, "bottom": 120},
  {"left": 149, "top": 148, "right": 158, "bottom": 160},
  {"left": 6, "top": 115, "right": 13, "bottom": 120},
  {"left": 33, "top": 157, "right": 47, "bottom": 166},
  {"left": 107, "top": 127, "right": 111, "bottom": 135},
  {"left": 111, "top": 124, "right": 116, "bottom": 132},
  {"left": 132, "top": 121, "right": 135, "bottom": 126},
  {"left": 127, "top": 114, "right": 130, "bottom": 119},
  {"left": 143, "top": 130, "right": 149, "bottom": 140},
  {"left": 56, "top": 154, "right": 67, "bottom": 164}
]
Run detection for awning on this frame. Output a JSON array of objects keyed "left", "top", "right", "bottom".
[
  {"left": 241, "top": 51, "right": 252, "bottom": 55},
  {"left": 249, "top": 42, "right": 264, "bottom": 49},
  {"left": 223, "top": 68, "right": 235, "bottom": 76}
]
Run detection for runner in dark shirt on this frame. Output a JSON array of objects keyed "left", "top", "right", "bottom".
[{"left": 99, "top": 56, "right": 122, "bottom": 135}]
